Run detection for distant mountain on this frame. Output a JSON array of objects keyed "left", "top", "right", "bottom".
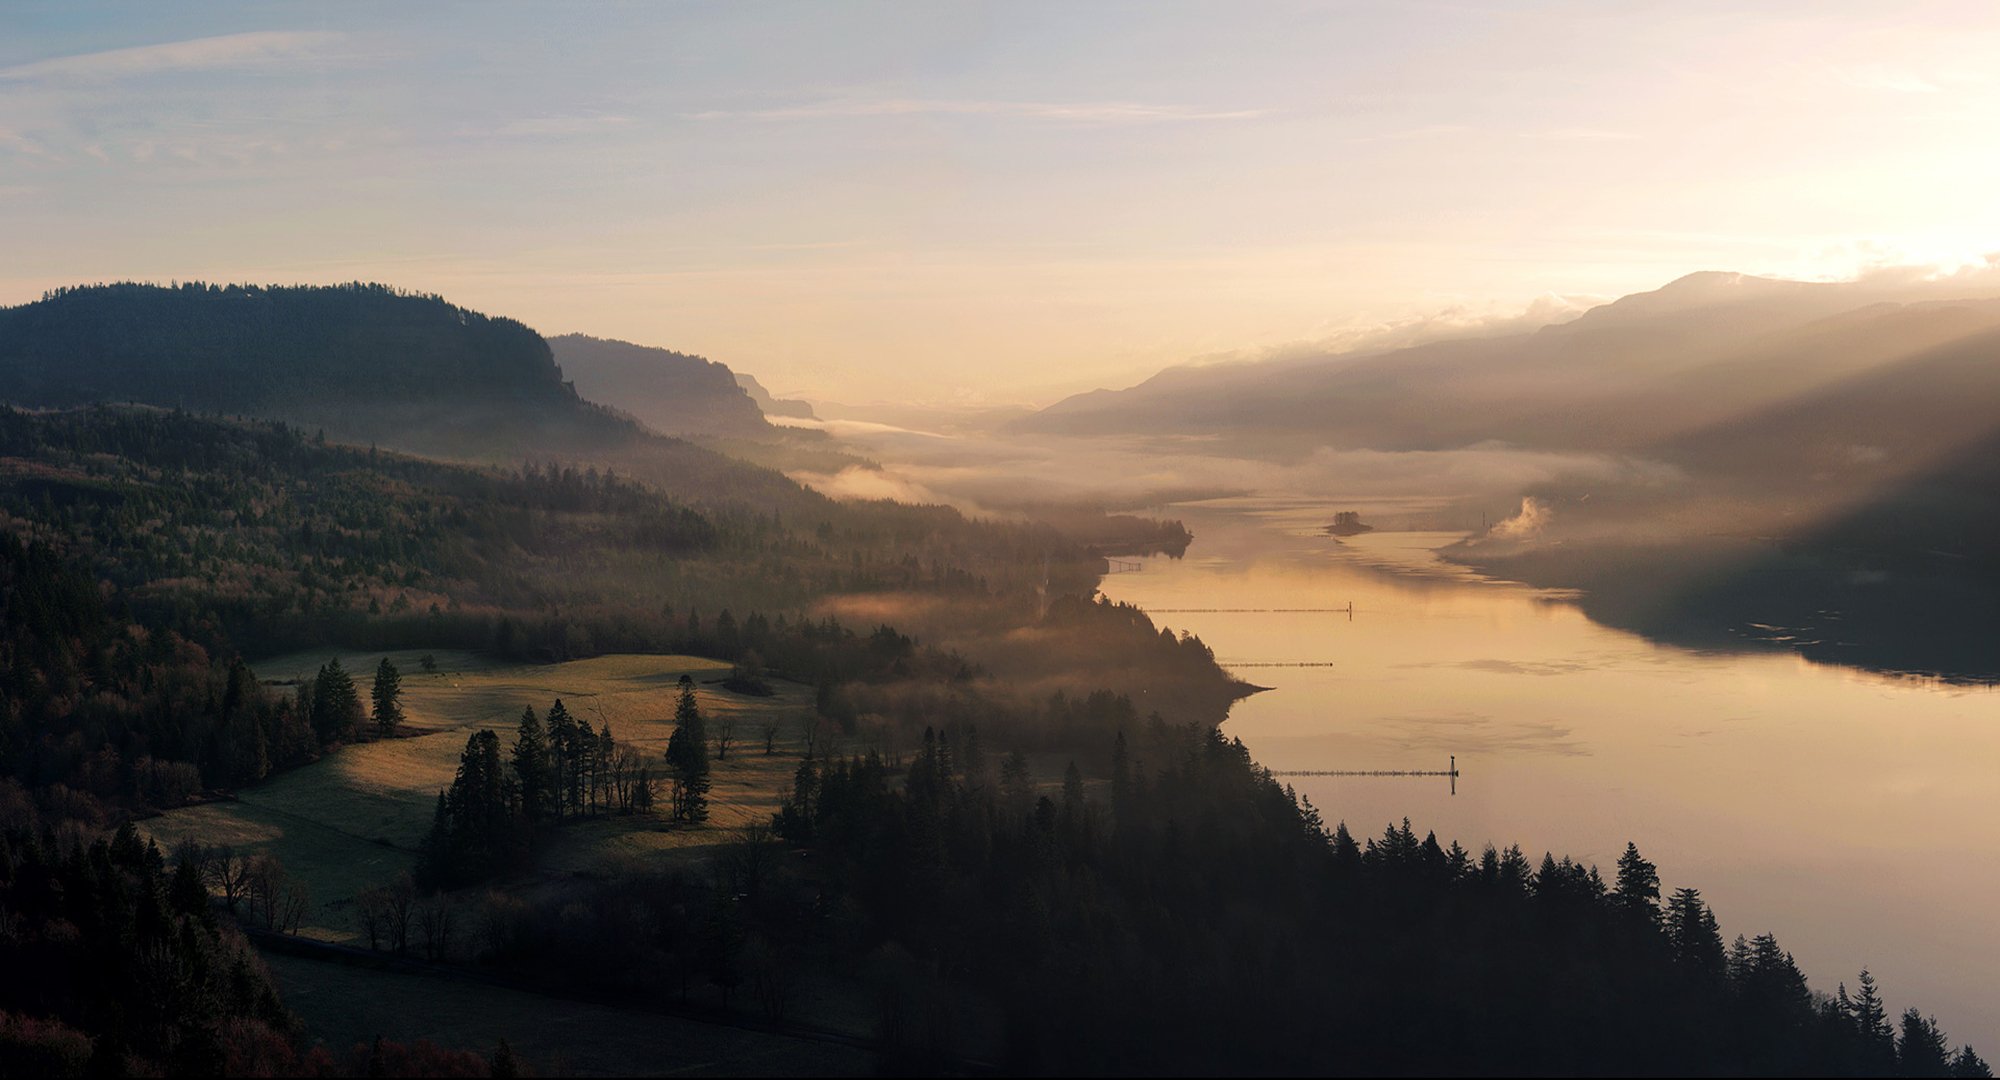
[
  {"left": 1018, "top": 270, "right": 2000, "bottom": 455},
  {"left": 0, "top": 282, "right": 638, "bottom": 458},
  {"left": 547, "top": 334, "right": 776, "bottom": 437},
  {"left": 734, "top": 371, "right": 817, "bottom": 420},
  {"left": 1014, "top": 269, "right": 2000, "bottom": 679}
]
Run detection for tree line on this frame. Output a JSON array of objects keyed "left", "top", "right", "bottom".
[{"left": 415, "top": 678, "right": 719, "bottom": 888}]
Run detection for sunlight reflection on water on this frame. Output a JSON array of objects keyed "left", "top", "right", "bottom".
[{"left": 1099, "top": 496, "right": 2000, "bottom": 1044}]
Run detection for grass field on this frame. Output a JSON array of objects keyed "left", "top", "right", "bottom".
[{"left": 140, "top": 649, "right": 819, "bottom": 943}]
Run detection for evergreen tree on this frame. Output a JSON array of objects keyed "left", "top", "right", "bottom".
[
  {"left": 547, "top": 699, "right": 578, "bottom": 818},
  {"left": 1851, "top": 969, "right": 1897, "bottom": 1071},
  {"left": 1110, "top": 729, "right": 1130, "bottom": 812},
  {"left": 597, "top": 723, "right": 616, "bottom": 813},
  {"left": 311, "top": 657, "right": 362, "bottom": 741},
  {"left": 1613, "top": 841, "right": 1661, "bottom": 925},
  {"left": 1331, "top": 822, "right": 1362, "bottom": 874},
  {"left": 1951, "top": 1046, "right": 1993, "bottom": 1078},
  {"left": 371, "top": 657, "right": 403, "bottom": 734},
  {"left": 665, "top": 675, "right": 710, "bottom": 822},
  {"left": 1665, "top": 887, "right": 1726, "bottom": 981},
  {"left": 511, "top": 706, "right": 551, "bottom": 824},
  {"left": 1000, "top": 749, "right": 1033, "bottom": 813},
  {"left": 1900, "top": 1009, "right": 1954, "bottom": 1078}
]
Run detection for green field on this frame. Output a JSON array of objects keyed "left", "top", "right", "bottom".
[{"left": 141, "top": 650, "right": 818, "bottom": 942}]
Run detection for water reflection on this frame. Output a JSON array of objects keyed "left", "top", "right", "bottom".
[{"left": 1099, "top": 497, "right": 2000, "bottom": 1044}]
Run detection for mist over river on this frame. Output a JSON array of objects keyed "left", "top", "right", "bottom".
[{"left": 1097, "top": 496, "right": 2000, "bottom": 1044}]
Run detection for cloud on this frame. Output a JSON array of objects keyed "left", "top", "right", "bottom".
[
  {"left": 687, "top": 98, "right": 1265, "bottom": 123},
  {"left": 0, "top": 31, "right": 346, "bottom": 82}
]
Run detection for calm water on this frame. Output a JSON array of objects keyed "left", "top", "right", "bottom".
[{"left": 1097, "top": 497, "right": 2000, "bottom": 1044}]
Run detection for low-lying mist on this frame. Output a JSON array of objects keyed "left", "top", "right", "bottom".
[{"left": 785, "top": 416, "right": 1676, "bottom": 532}]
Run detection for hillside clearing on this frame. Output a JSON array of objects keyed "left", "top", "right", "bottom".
[{"left": 141, "top": 650, "right": 817, "bottom": 942}]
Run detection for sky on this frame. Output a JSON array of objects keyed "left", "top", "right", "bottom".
[{"left": 5, "top": 1, "right": 2000, "bottom": 404}]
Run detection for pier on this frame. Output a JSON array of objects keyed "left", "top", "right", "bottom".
[{"left": 1271, "top": 756, "right": 1461, "bottom": 794}]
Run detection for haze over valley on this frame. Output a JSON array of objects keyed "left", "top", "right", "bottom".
[{"left": 6, "top": 4, "right": 2000, "bottom": 1077}]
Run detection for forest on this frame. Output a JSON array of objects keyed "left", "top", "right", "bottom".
[{"left": 0, "top": 290, "right": 1983, "bottom": 1077}]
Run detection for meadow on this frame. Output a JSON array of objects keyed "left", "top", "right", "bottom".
[{"left": 140, "top": 649, "right": 820, "bottom": 943}]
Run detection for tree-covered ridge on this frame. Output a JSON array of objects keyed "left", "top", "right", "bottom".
[
  {"left": 3, "top": 282, "right": 575, "bottom": 412},
  {"left": 0, "top": 404, "right": 717, "bottom": 654},
  {"left": 0, "top": 406, "right": 1224, "bottom": 697},
  {"left": 770, "top": 720, "right": 1992, "bottom": 1077},
  {"left": 0, "top": 281, "right": 647, "bottom": 461},
  {"left": 547, "top": 332, "right": 776, "bottom": 438}
]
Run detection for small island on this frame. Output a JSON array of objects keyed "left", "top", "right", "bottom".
[{"left": 1325, "top": 510, "right": 1375, "bottom": 537}]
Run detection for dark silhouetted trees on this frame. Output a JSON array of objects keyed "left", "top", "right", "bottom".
[
  {"left": 371, "top": 658, "right": 404, "bottom": 733},
  {"left": 666, "top": 676, "right": 711, "bottom": 823}
]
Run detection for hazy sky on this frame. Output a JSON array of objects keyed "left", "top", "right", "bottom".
[{"left": 5, "top": 1, "right": 2000, "bottom": 403}]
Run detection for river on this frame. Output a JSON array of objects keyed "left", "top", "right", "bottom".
[{"left": 1096, "top": 496, "right": 2000, "bottom": 1045}]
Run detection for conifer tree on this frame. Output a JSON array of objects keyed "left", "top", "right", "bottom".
[
  {"left": 1851, "top": 968, "right": 1896, "bottom": 1069},
  {"left": 547, "top": 699, "right": 578, "bottom": 818},
  {"left": 371, "top": 657, "right": 403, "bottom": 734},
  {"left": 1900, "top": 1009, "right": 1953, "bottom": 1078},
  {"left": 311, "top": 657, "right": 362, "bottom": 741},
  {"left": 665, "top": 675, "right": 710, "bottom": 822},
  {"left": 1665, "top": 887, "right": 1726, "bottom": 981},
  {"left": 512, "top": 706, "right": 550, "bottom": 824},
  {"left": 1613, "top": 841, "right": 1661, "bottom": 925},
  {"left": 1000, "top": 748, "right": 1033, "bottom": 808}
]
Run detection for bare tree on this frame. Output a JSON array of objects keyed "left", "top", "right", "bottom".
[
  {"left": 747, "top": 932, "right": 799, "bottom": 1023},
  {"left": 356, "top": 887, "right": 391, "bottom": 950},
  {"left": 632, "top": 764, "right": 658, "bottom": 815},
  {"left": 760, "top": 719, "right": 781, "bottom": 755},
  {"left": 611, "top": 744, "right": 644, "bottom": 812},
  {"left": 203, "top": 844, "right": 251, "bottom": 912},
  {"left": 245, "top": 854, "right": 289, "bottom": 929},
  {"left": 477, "top": 890, "right": 527, "bottom": 959},
  {"left": 418, "top": 890, "right": 455, "bottom": 960},
  {"left": 714, "top": 712, "right": 736, "bottom": 761},
  {"left": 719, "top": 823, "right": 779, "bottom": 901},
  {"left": 387, "top": 872, "right": 417, "bottom": 955},
  {"left": 279, "top": 881, "right": 311, "bottom": 934},
  {"left": 173, "top": 835, "right": 211, "bottom": 880}
]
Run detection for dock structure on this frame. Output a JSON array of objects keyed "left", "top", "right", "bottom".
[
  {"left": 1106, "top": 558, "right": 1142, "bottom": 573},
  {"left": 1146, "top": 602, "right": 1354, "bottom": 620},
  {"left": 1271, "top": 756, "right": 1460, "bottom": 795}
]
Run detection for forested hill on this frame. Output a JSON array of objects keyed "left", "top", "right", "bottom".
[
  {"left": 548, "top": 333, "right": 775, "bottom": 438},
  {"left": 0, "top": 283, "right": 637, "bottom": 458}
]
